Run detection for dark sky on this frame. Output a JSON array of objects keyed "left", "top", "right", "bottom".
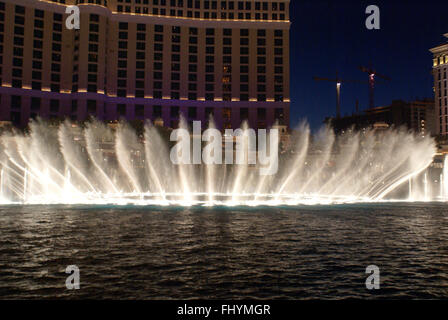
[{"left": 289, "top": 0, "right": 448, "bottom": 130}]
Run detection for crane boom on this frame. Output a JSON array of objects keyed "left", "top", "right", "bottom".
[
  {"left": 359, "top": 65, "right": 391, "bottom": 108},
  {"left": 313, "top": 72, "right": 365, "bottom": 118}
]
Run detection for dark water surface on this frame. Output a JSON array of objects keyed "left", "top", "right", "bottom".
[{"left": 1, "top": 203, "right": 448, "bottom": 299}]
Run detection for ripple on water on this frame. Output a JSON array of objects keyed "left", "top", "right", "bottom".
[{"left": 0, "top": 203, "right": 447, "bottom": 299}]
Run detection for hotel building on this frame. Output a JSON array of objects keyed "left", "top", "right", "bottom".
[
  {"left": 430, "top": 33, "right": 448, "bottom": 136},
  {"left": 326, "top": 99, "right": 435, "bottom": 137},
  {"left": 0, "top": 0, "right": 290, "bottom": 130}
]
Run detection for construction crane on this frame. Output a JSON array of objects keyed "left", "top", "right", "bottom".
[
  {"left": 359, "top": 65, "right": 391, "bottom": 109},
  {"left": 313, "top": 72, "right": 365, "bottom": 118}
]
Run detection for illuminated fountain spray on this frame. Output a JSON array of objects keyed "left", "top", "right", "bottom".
[
  {"left": 0, "top": 118, "right": 439, "bottom": 206},
  {"left": 437, "top": 154, "right": 448, "bottom": 200},
  {"left": 0, "top": 168, "right": 3, "bottom": 198},
  {"left": 23, "top": 168, "right": 27, "bottom": 200},
  {"left": 444, "top": 155, "right": 448, "bottom": 198}
]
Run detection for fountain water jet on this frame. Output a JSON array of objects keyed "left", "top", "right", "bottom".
[{"left": 0, "top": 117, "right": 440, "bottom": 206}]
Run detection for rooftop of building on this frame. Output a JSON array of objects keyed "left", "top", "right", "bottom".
[
  {"left": 325, "top": 99, "right": 434, "bottom": 122},
  {"left": 430, "top": 33, "right": 448, "bottom": 53}
]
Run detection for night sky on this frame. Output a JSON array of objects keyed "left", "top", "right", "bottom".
[{"left": 290, "top": 0, "right": 448, "bottom": 130}]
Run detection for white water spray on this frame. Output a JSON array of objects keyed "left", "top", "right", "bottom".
[{"left": 0, "top": 118, "right": 439, "bottom": 206}]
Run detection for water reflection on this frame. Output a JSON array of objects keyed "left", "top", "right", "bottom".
[{"left": 0, "top": 203, "right": 447, "bottom": 299}]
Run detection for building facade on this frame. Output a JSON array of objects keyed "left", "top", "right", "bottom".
[
  {"left": 430, "top": 33, "right": 448, "bottom": 136},
  {"left": 326, "top": 99, "right": 436, "bottom": 137},
  {"left": 0, "top": 0, "right": 290, "bottom": 129}
]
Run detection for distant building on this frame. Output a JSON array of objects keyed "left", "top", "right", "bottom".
[
  {"left": 430, "top": 33, "right": 448, "bottom": 136},
  {"left": 409, "top": 99, "right": 436, "bottom": 137},
  {"left": 325, "top": 99, "right": 435, "bottom": 136},
  {"left": 0, "top": 0, "right": 291, "bottom": 130}
]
